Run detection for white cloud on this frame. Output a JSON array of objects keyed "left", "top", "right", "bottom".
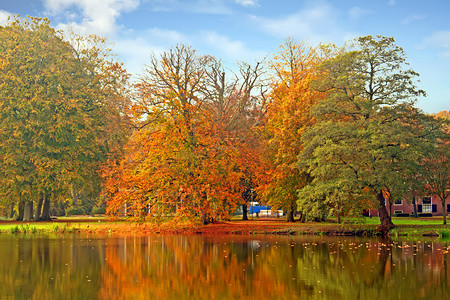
[
  {"left": 147, "top": 28, "right": 189, "bottom": 44},
  {"left": 234, "top": 0, "right": 259, "bottom": 7},
  {"left": 203, "top": 31, "right": 266, "bottom": 63},
  {"left": 189, "top": 0, "right": 232, "bottom": 14},
  {"left": 250, "top": 3, "right": 347, "bottom": 44},
  {"left": 114, "top": 28, "right": 191, "bottom": 77},
  {"left": 114, "top": 28, "right": 266, "bottom": 78},
  {"left": 401, "top": 14, "right": 426, "bottom": 25},
  {"left": 148, "top": 0, "right": 232, "bottom": 14},
  {"left": 0, "top": 10, "right": 13, "bottom": 25},
  {"left": 43, "top": 0, "right": 140, "bottom": 36},
  {"left": 388, "top": 0, "right": 396, "bottom": 6},
  {"left": 205, "top": 32, "right": 247, "bottom": 56},
  {"left": 349, "top": 7, "right": 372, "bottom": 19},
  {"left": 423, "top": 31, "right": 450, "bottom": 48},
  {"left": 421, "top": 30, "right": 450, "bottom": 58},
  {"left": 114, "top": 37, "right": 165, "bottom": 77}
]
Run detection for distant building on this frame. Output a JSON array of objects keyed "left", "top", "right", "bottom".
[{"left": 368, "top": 195, "right": 449, "bottom": 217}]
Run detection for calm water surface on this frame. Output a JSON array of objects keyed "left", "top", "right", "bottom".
[{"left": 0, "top": 234, "right": 449, "bottom": 299}]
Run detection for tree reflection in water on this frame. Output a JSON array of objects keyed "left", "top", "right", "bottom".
[
  {"left": 0, "top": 235, "right": 448, "bottom": 299},
  {"left": 98, "top": 236, "right": 450, "bottom": 299}
]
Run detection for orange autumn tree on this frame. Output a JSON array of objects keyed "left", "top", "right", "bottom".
[
  {"left": 204, "top": 60, "right": 269, "bottom": 220},
  {"left": 260, "top": 39, "right": 327, "bottom": 222},
  {"left": 103, "top": 45, "right": 267, "bottom": 224}
]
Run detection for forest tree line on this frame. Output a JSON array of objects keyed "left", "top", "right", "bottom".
[{"left": 0, "top": 16, "right": 448, "bottom": 226}]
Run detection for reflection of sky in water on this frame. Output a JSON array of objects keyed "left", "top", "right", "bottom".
[{"left": 0, "top": 235, "right": 449, "bottom": 299}]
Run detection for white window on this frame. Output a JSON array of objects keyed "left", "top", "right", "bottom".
[{"left": 422, "top": 204, "right": 432, "bottom": 213}]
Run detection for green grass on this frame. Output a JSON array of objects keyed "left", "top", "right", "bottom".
[
  {"left": 390, "top": 217, "right": 445, "bottom": 225},
  {"left": 0, "top": 222, "right": 90, "bottom": 234},
  {"left": 332, "top": 216, "right": 446, "bottom": 226},
  {"left": 0, "top": 216, "right": 448, "bottom": 237},
  {"left": 6, "top": 224, "right": 76, "bottom": 234},
  {"left": 0, "top": 223, "right": 56, "bottom": 234},
  {"left": 0, "top": 215, "right": 112, "bottom": 233}
]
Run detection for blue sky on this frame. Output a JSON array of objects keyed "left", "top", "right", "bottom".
[{"left": 1, "top": 0, "right": 449, "bottom": 113}]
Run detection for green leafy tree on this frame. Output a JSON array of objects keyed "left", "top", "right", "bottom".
[
  {"left": 0, "top": 16, "right": 129, "bottom": 220},
  {"left": 299, "top": 35, "right": 426, "bottom": 229},
  {"left": 422, "top": 113, "right": 450, "bottom": 224}
]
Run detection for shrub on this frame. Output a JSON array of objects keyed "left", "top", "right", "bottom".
[
  {"left": 417, "top": 213, "right": 432, "bottom": 217},
  {"left": 91, "top": 207, "right": 106, "bottom": 215},
  {"left": 438, "top": 229, "right": 450, "bottom": 238},
  {"left": 10, "top": 225, "right": 20, "bottom": 234},
  {"left": 65, "top": 207, "right": 85, "bottom": 216},
  {"left": 20, "top": 224, "right": 30, "bottom": 233},
  {"left": 393, "top": 213, "right": 410, "bottom": 217}
]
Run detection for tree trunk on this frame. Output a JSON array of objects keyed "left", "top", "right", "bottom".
[
  {"left": 388, "top": 200, "right": 392, "bottom": 217},
  {"left": 337, "top": 201, "right": 341, "bottom": 223},
  {"left": 202, "top": 213, "right": 212, "bottom": 225},
  {"left": 23, "top": 201, "right": 33, "bottom": 221},
  {"left": 286, "top": 204, "right": 295, "bottom": 222},
  {"left": 298, "top": 211, "right": 306, "bottom": 223},
  {"left": 71, "top": 185, "right": 78, "bottom": 208},
  {"left": 376, "top": 191, "right": 394, "bottom": 229},
  {"left": 17, "top": 200, "right": 24, "bottom": 221},
  {"left": 40, "top": 193, "right": 51, "bottom": 221},
  {"left": 9, "top": 202, "right": 15, "bottom": 219},
  {"left": 35, "top": 194, "right": 43, "bottom": 220},
  {"left": 442, "top": 199, "right": 447, "bottom": 226},
  {"left": 412, "top": 196, "right": 418, "bottom": 218},
  {"left": 242, "top": 204, "right": 248, "bottom": 221}
]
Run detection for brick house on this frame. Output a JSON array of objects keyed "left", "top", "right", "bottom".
[{"left": 368, "top": 195, "right": 450, "bottom": 217}]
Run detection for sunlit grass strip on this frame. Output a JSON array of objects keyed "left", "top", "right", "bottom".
[
  {"left": 334, "top": 216, "right": 446, "bottom": 226},
  {"left": 0, "top": 216, "right": 448, "bottom": 236},
  {"left": 0, "top": 221, "right": 115, "bottom": 234}
]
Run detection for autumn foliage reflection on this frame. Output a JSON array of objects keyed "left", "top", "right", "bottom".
[
  {"left": 0, "top": 236, "right": 448, "bottom": 299},
  {"left": 98, "top": 236, "right": 450, "bottom": 299}
]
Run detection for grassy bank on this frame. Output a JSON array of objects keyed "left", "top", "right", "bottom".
[
  {"left": 0, "top": 216, "right": 111, "bottom": 234},
  {"left": 0, "top": 216, "right": 449, "bottom": 238}
]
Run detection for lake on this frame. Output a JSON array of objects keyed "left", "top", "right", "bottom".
[{"left": 0, "top": 234, "right": 448, "bottom": 299}]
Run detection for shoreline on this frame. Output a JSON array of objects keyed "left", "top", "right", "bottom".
[{"left": 0, "top": 218, "right": 448, "bottom": 238}]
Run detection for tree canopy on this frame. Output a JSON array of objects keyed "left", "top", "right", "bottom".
[
  {"left": 298, "top": 35, "right": 428, "bottom": 228},
  {"left": 0, "top": 16, "right": 130, "bottom": 220},
  {"left": 259, "top": 39, "right": 328, "bottom": 222},
  {"left": 103, "top": 45, "right": 267, "bottom": 224}
]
